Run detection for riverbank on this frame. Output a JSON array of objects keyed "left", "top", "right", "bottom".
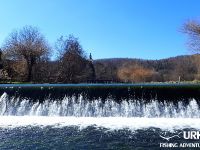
[{"left": 0, "top": 82, "right": 200, "bottom": 89}]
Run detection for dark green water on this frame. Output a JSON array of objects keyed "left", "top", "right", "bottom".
[
  {"left": 1, "top": 83, "right": 200, "bottom": 102},
  {"left": 0, "top": 126, "right": 200, "bottom": 150}
]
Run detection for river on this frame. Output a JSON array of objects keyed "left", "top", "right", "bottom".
[{"left": 0, "top": 84, "right": 199, "bottom": 149}]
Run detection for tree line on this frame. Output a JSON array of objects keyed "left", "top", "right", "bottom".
[
  {"left": 94, "top": 20, "right": 200, "bottom": 83},
  {"left": 0, "top": 26, "right": 95, "bottom": 83},
  {"left": 0, "top": 19, "right": 200, "bottom": 83},
  {"left": 94, "top": 54, "right": 200, "bottom": 83}
]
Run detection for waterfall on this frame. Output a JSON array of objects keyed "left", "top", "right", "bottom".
[{"left": 0, "top": 92, "right": 199, "bottom": 117}]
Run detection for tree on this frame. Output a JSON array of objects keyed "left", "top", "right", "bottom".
[
  {"left": 182, "top": 20, "right": 200, "bottom": 80},
  {"left": 182, "top": 20, "right": 200, "bottom": 52},
  {"left": 56, "top": 35, "right": 91, "bottom": 83},
  {"left": 0, "top": 49, "right": 2, "bottom": 69},
  {"left": 89, "top": 53, "right": 92, "bottom": 60},
  {"left": 2, "top": 26, "right": 50, "bottom": 81},
  {"left": 88, "top": 53, "right": 96, "bottom": 81},
  {"left": 117, "top": 63, "right": 156, "bottom": 82}
]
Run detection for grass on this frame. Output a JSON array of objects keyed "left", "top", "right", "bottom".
[{"left": 1, "top": 80, "right": 200, "bottom": 90}]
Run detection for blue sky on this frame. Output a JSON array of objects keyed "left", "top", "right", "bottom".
[{"left": 0, "top": 0, "right": 200, "bottom": 60}]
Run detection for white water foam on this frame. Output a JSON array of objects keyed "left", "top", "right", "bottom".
[
  {"left": 0, "top": 116, "right": 199, "bottom": 131},
  {"left": 0, "top": 92, "right": 200, "bottom": 118},
  {"left": 1, "top": 92, "right": 200, "bottom": 130}
]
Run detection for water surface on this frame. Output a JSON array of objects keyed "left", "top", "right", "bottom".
[{"left": 0, "top": 84, "right": 199, "bottom": 149}]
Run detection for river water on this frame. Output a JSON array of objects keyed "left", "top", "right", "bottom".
[{"left": 0, "top": 84, "right": 200, "bottom": 149}]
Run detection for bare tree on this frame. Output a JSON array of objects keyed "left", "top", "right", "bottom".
[
  {"left": 2, "top": 26, "right": 50, "bottom": 81},
  {"left": 182, "top": 20, "right": 200, "bottom": 52},
  {"left": 55, "top": 35, "right": 89, "bottom": 83},
  {"left": 117, "top": 63, "right": 155, "bottom": 82},
  {"left": 0, "top": 49, "right": 2, "bottom": 69}
]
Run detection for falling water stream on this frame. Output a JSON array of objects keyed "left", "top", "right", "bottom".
[
  {"left": 0, "top": 92, "right": 199, "bottom": 118},
  {"left": 0, "top": 85, "right": 200, "bottom": 149}
]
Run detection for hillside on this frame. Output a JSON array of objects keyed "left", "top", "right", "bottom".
[
  {"left": 1, "top": 54, "right": 200, "bottom": 83},
  {"left": 93, "top": 54, "right": 200, "bottom": 82}
]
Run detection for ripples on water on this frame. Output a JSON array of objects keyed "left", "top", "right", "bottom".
[
  {"left": 0, "top": 125, "right": 198, "bottom": 150},
  {"left": 0, "top": 126, "right": 169, "bottom": 150}
]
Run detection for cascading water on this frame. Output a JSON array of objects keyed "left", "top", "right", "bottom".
[
  {"left": 0, "top": 92, "right": 199, "bottom": 117},
  {"left": 0, "top": 85, "right": 200, "bottom": 149}
]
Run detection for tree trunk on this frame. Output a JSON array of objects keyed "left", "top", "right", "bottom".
[
  {"left": 27, "top": 64, "right": 32, "bottom": 82},
  {"left": 26, "top": 56, "right": 36, "bottom": 82},
  {"left": 90, "top": 62, "right": 96, "bottom": 80}
]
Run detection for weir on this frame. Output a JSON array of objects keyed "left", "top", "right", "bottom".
[
  {"left": 0, "top": 91, "right": 199, "bottom": 117},
  {"left": 0, "top": 84, "right": 200, "bottom": 149},
  {"left": 0, "top": 84, "right": 200, "bottom": 102},
  {"left": 0, "top": 84, "right": 200, "bottom": 117}
]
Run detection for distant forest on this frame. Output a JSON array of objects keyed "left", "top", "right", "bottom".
[
  {"left": 94, "top": 55, "right": 200, "bottom": 82},
  {"left": 0, "top": 20, "right": 200, "bottom": 83}
]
